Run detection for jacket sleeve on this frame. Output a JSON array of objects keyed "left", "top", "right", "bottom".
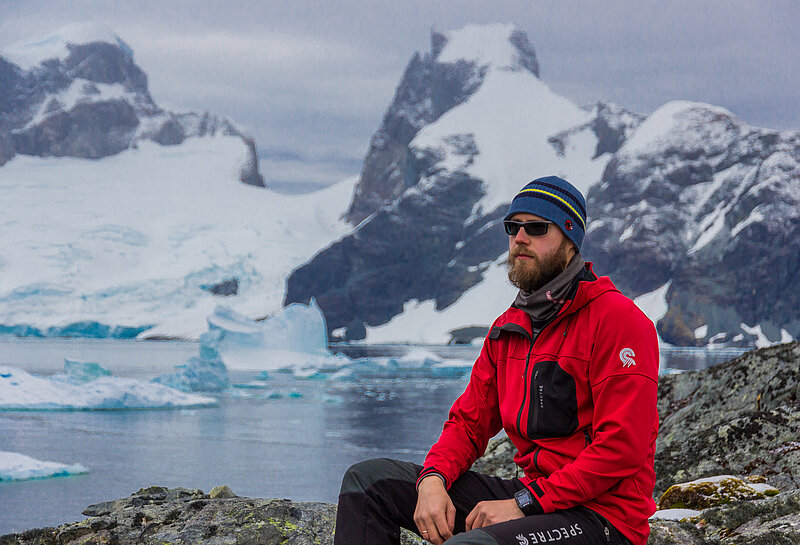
[
  {"left": 418, "top": 334, "right": 503, "bottom": 489},
  {"left": 520, "top": 297, "right": 659, "bottom": 511}
]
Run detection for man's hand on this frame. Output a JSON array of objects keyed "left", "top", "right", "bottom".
[
  {"left": 465, "top": 499, "right": 524, "bottom": 530},
  {"left": 413, "top": 475, "right": 455, "bottom": 544}
]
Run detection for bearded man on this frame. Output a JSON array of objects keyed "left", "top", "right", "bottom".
[{"left": 334, "top": 176, "right": 659, "bottom": 545}]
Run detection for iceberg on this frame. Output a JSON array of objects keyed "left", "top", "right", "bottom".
[
  {"left": 151, "top": 330, "right": 229, "bottom": 391},
  {"left": 209, "top": 300, "right": 350, "bottom": 372},
  {"left": 0, "top": 364, "right": 215, "bottom": 410},
  {"left": 0, "top": 450, "right": 89, "bottom": 482},
  {"left": 50, "top": 359, "right": 112, "bottom": 384}
]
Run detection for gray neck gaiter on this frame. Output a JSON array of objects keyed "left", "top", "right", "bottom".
[{"left": 513, "top": 254, "right": 586, "bottom": 328}]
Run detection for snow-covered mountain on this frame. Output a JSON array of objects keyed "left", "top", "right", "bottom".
[
  {"left": 2, "top": 23, "right": 797, "bottom": 348},
  {"left": 0, "top": 24, "right": 356, "bottom": 338},
  {"left": 0, "top": 23, "right": 262, "bottom": 186},
  {"left": 286, "top": 24, "right": 799, "bottom": 348},
  {"left": 588, "top": 101, "right": 800, "bottom": 347},
  {"left": 285, "top": 23, "right": 642, "bottom": 342}
]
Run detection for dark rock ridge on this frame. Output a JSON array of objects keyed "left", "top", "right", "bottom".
[
  {"left": 344, "top": 27, "right": 539, "bottom": 225},
  {"left": 585, "top": 102, "right": 800, "bottom": 345},
  {"left": 4, "top": 344, "right": 799, "bottom": 544},
  {"left": 286, "top": 27, "right": 641, "bottom": 341},
  {"left": 0, "top": 35, "right": 263, "bottom": 186}
]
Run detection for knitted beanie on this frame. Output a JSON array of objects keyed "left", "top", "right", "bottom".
[{"left": 504, "top": 176, "right": 588, "bottom": 251}]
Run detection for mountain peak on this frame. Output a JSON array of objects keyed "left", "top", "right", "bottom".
[
  {"left": 432, "top": 23, "right": 539, "bottom": 76},
  {"left": 2, "top": 22, "right": 133, "bottom": 69}
]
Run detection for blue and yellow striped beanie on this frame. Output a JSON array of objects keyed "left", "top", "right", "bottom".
[{"left": 504, "top": 176, "right": 587, "bottom": 251}]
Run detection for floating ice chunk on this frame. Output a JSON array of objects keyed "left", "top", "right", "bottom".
[
  {"left": 152, "top": 330, "right": 229, "bottom": 391},
  {"left": 209, "top": 300, "right": 350, "bottom": 372},
  {"left": 0, "top": 365, "right": 215, "bottom": 410},
  {"left": 431, "top": 360, "right": 473, "bottom": 378},
  {"left": 50, "top": 359, "right": 112, "bottom": 384},
  {"left": 0, "top": 451, "right": 89, "bottom": 482}
]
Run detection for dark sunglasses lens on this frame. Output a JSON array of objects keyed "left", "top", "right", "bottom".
[
  {"left": 523, "top": 222, "right": 548, "bottom": 236},
  {"left": 505, "top": 221, "right": 549, "bottom": 236},
  {"left": 504, "top": 221, "right": 521, "bottom": 235}
]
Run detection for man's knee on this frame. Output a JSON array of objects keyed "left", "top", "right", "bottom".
[
  {"left": 446, "top": 529, "right": 499, "bottom": 545},
  {"left": 340, "top": 457, "right": 418, "bottom": 495}
]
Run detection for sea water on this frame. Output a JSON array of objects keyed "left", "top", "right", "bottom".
[{"left": 0, "top": 337, "right": 744, "bottom": 534}]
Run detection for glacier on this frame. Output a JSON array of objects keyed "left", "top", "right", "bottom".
[
  {"left": 0, "top": 361, "right": 215, "bottom": 410},
  {"left": 0, "top": 138, "right": 357, "bottom": 340},
  {"left": 0, "top": 450, "right": 89, "bottom": 482}
]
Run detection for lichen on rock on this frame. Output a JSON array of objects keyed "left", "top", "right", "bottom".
[{"left": 658, "top": 475, "right": 779, "bottom": 510}]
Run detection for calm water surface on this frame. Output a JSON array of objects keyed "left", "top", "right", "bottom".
[{"left": 0, "top": 337, "right": 745, "bottom": 534}]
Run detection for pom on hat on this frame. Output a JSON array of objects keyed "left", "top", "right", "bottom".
[{"left": 504, "top": 176, "right": 587, "bottom": 251}]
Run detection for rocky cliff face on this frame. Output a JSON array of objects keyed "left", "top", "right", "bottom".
[
  {"left": 586, "top": 102, "right": 800, "bottom": 346},
  {"left": 344, "top": 27, "right": 539, "bottom": 224},
  {"left": 0, "top": 27, "right": 263, "bottom": 186}
]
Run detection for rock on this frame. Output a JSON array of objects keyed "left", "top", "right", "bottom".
[
  {"left": 658, "top": 475, "right": 779, "bottom": 510},
  {"left": 656, "top": 342, "right": 800, "bottom": 496},
  {"left": 0, "top": 486, "right": 425, "bottom": 545},
  {"left": 209, "top": 485, "right": 237, "bottom": 499},
  {"left": 204, "top": 278, "right": 239, "bottom": 297}
]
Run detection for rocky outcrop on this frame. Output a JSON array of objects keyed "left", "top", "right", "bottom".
[
  {"left": 548, "top": 102, "right": 644, "bottom": 159},
  {"left": 655, "top": 341, "right": 800, "bottom": 496},
  {"left": 0, "top": 485, "right": 423, "bottom": 545},
  {"left": 0, "top": 31, "right": 264, "bottom": 187}
]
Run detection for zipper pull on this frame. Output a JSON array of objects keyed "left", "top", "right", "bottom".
[{"left": 604, "top": 526, "right": 610, "bottom": 543}]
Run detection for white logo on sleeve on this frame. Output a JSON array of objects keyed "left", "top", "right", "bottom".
[{"left": 619, "top": 348, "right": 636, "bottom": 367}]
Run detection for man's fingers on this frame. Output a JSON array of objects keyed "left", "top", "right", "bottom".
[
  {"left": 420, "top": 514, "right": 444, "bottom": 544},
  {"left": 465, "top": 504, "right": 478, "bottom": 530},
  {"left": 446, "top": 502, "right": 456, "bottom": 531},
  {"left": 433, "top": 510, "right": 453, "bottom": 540}
]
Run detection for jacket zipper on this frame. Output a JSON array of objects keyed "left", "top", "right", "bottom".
[
  {"left": 515, "top": 300, "right": 575, "bottom": 439},
  {"left": 532, "top": 368, "right": 541, "bottom": 431},
  {"left": 532, "top": 446, "right": 543, "bottom": 473},
  {"left": 515, "top": 336, "right": 535, "bottom": 437}
]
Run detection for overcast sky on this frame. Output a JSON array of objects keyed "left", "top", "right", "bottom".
[{"left": 1, "top": 0, "right": 798, "bottom": 187}]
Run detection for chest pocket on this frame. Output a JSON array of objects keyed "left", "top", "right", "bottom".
[{"left": 527, "top": 360, "right": 578, "bottom": 440}]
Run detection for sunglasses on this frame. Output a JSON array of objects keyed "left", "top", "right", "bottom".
[{"left": 504, "top": 220, "right": 553, "bottom": 237}]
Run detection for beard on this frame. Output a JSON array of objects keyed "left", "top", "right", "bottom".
[{"left": 507, "top": 238, "right": 572, "bottom": 293}]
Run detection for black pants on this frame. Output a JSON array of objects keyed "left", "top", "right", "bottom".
[{"left": 334, "top": 458, "right": 630, "bottom": 545}]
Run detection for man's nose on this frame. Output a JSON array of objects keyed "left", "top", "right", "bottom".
[{"left": 513, "top": 228, "right": 530, "bottom": 245}]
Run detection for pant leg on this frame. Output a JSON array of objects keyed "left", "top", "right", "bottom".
[
  {"left": 334, "top": 458, "right": 523, "bottom": 545},
  {"left": 449, "top": 506, "right": 630, "bottom": 545},
  {"left": 333, "top": 458, "right": 628, "bottom": 545},
  {"left": 334, "top": 458, "right": 420, "bottom": 545}
]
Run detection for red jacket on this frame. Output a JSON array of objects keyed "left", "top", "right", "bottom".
[{"left": 419, "top": 265, "right": 659, "bottom": 545}]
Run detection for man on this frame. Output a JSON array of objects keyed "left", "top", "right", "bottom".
[{"left": 334, "top": 176, "right": 659, "bottom": 545}]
